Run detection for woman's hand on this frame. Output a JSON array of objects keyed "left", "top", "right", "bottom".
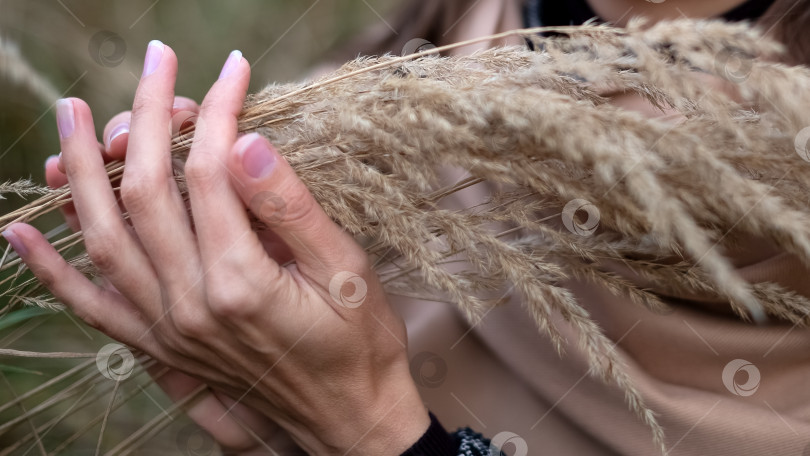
[
  {"left": 5, "top": 40, "right": 429, "bottom": 455},
  {"left": 45, "top": 96, "right": 293, "bottom": 454}
]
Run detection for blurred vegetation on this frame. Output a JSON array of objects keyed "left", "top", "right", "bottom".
[{"left": 0, "top": 0, "right": 396, "bottom": 453}]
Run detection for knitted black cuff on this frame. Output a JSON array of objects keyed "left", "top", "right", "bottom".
[{"left": 400, "top": 411, "right": 457, "bottom": 456}]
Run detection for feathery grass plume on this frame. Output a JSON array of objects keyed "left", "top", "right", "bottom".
[
  {"left": 3, "top": 19, "right": 810, "bottom": 453},
  {"left": 0, "top": 180, "right": 48, "bottom": 200},
  {"left": 0, "top": 36, "right": 60, "bottom": 105}
]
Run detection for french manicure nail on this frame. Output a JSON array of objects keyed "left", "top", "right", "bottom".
[
  {"left": 2, "top": 228, "right": 28, "bottom": 257},
  {"left": 218, "top": 50, "right": 242, "bottom": 80},
  {"left": 240, "top": 133, "right": 276, "bottom": 179},
  {"left": 56, "top": 99, "right": 75, "bottom": 139},
  {"left": 142, "top": 40, "right": 164, "bottom": 77},
  {"left": 106, "top": 122, "right": 130, "bottom": 148}
]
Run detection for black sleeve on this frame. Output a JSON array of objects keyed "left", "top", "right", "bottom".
[
  {"left": 400, "top": 411, "right": 457, "bottom": 456},
  {"left": 400, "top": 411, "right": 496, "bottom": 456}
]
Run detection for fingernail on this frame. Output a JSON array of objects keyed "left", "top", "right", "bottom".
[
  {"left": 142, "top": 40, "right": 164, "bottom": 77},
  {"left": 56, "top": 99, "right": 75, "bottom": 139},
  {"left": 239, "top": 133, "right": 277, "bottom": 179},
  {"left": 2, "top": 228, "right": 28, "bottom": 257},
  {"left": 106, "top": 122, "right": 129, "bottom": 148},
  {"left": 218, "top": 50, "right": 242, "bottom": 80},
  {"left": 45, "top": 154, "right": 59, "bottom": 169},
  {"left": 57, "top": 152, "right": 65, "bottom": 173}
]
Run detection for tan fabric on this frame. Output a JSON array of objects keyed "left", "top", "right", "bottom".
[
  {"left": 381, "top": 1, "right": 810, "bottom": 455},
  {"left": 399, "top": 253, "right": 810, "bottom": 455}
]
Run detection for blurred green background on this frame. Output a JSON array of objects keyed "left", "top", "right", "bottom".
[{"left": 0, "top": 0, "right": 395, "bottom": 453}]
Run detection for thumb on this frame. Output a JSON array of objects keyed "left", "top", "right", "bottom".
[{"left": 228, "top": 133, "right": 369, "bottom": 282}]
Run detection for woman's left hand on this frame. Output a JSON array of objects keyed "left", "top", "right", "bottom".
[{"left": 4, "top": 41, "right": 429, "bottom": 455}]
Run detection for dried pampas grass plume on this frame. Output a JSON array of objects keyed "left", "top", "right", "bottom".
[
  {"left": 0, "top": 36, "right": 60, "bottom": 105},
  {"left": 3, "top": 19, "right": 810, "bottom": 453}
]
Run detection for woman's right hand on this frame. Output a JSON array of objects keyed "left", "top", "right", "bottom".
[{"left": 44, "top": 97, "right": 297, "bottom": 455}]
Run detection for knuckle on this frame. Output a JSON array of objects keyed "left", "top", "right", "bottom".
[
  {"left": 171, "top": 305, "right": 206, "bottom": 338},
  {"left": 277, "top": 187, "right": 317, "bottom": 227},
  {"left": 84, "top": 229, "right": 120, "bottom": 273},
  {"left": 120, "top": 174, "right": 162, "bottom": 215},
  {"left": 206, "top": 283, "right": 256, "bottom": 320},
  {"left": 183, "top": 156, "right": 220, "bottom": 187}
]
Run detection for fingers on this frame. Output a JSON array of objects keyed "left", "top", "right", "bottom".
[
  {"left": 45, "top": 154, "right": 80, "bottom": 232},
  {"left": 57, "top": 97, "right": 161, "bottom": 315},
  {"left": 185, "top": 51, "right": 269, "bottom": 273},
  {"left": 120, "top": 41, "right": 200, "bottom": 286},
  {"left": 102, "top": 111, "right": 131, "bottom": 160},
  {"left": 172, "top": 96, "right": 199, "bottom": 112},
  {"left": 1, "top": 223, "right": 155, "bottom": 349},
  {"left": 45, "top": 155, "right": 66, "bottom": 188},
  {"left": 50, "top": 96, "right": 200, "bottom": 234},
  {"left": 148, "top": 368, "right": 277, "bottom": 451},
  {"left": 228, "top": 134, "right": 369, "bottom": 283},
  {"left": 101, "top": 96, "right": 200, "bottom": 161},
  {"left": 50, "top": 143, "right": 114, "bottom": 231}
]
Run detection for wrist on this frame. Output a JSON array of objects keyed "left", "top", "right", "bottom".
[
  {"left": 311, "top": 367, "right": 430, "bottom": 455},
  {"left": 347, "top": 380, "right": 431, "bottom": 455}
]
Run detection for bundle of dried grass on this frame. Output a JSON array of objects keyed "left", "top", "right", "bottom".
[{"left": 3, "top": 19, "right": 810, "bottom": 453}]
